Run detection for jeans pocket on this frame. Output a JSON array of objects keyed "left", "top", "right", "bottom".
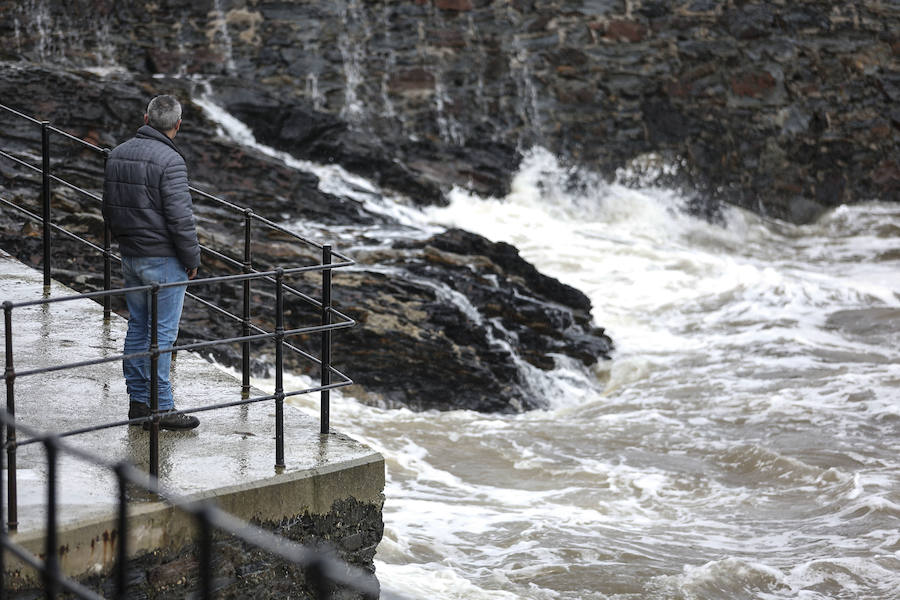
[{"left": 139, "top": 257, "right": 169, "bottom": 282}]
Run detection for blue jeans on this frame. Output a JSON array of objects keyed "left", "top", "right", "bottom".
[{"left": 122, "top": 256, "right": 188, "bottom": 411}]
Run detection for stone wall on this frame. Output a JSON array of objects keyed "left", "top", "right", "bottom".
[
  {"left": 2, "top": 0, "right": 897, "bottom": 221},
  {"left": 8, "top": 497, "right": 384, "bottom": 599}
]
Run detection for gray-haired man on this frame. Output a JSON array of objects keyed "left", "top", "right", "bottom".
[{"left": 103, "top": 95, "right": 201, "bottom": 430}]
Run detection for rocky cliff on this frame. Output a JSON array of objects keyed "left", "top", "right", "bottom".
[
  {"left": 0, "top": 64, "right": 611, "bottom": 412},
  {"left": 2, "top": 0, "right": 897, "bottom": 221},
  {"left": 1, "top": 0, "right": 897, "bottom": 411}
]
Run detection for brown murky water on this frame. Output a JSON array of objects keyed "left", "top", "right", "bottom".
[{"left": 273, "top": 153, "right": 900, "bottom": 599}]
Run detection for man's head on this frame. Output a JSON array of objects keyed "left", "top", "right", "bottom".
[{"left": 145, "top": 95, "right": 182, "bottom": 139}]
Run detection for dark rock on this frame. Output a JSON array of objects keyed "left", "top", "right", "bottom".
[
  {"left": 605, "top": 20, "right": 648, "bottom": 43},
  {"left": 0, "top": 66, "right": 608, "bottom": 414},
  {"left": 209, "top": 82, "right": 448, "bottom": 206},
  {"left": 638, "top": 2, "right": 671, "bottom": 20},
  {"left": 389, "top": 67, "right": 436, "bottom": 93},
  {"left": 726, "top": 4, "right": 776, "bottom": 40},
  {"left": 435, "top": 0, "right": 473, "bottom": 12},
  {"left": 642, "top": 97, "right": 690, "bottom": 144},
  {"left": 730, "top": 70, "right": 777, "bottom": 98},
  {"left": 786, "top": 196, "right": 827, "bottom": 224},
  {"left": 316, "top": 228, "right": 612, "bottom": 411},
  {"left": 21, "top": 0, "right": 891, "bottom": 230},
  {"left": 3, "top": 0, "right": 898, "bottom": 421},
  {"left": 575, "top": 0, "right": 624, "bottom": 17}
]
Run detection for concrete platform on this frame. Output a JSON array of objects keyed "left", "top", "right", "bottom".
[{"left": 0, "top": 251, "right": 383, "bottom": 585}]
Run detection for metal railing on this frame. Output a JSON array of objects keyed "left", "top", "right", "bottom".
[
  {"left": 0, "top": 415, "right": 379, "bottom": 600},
  {"left": 0, "top": 103, "right": 371, "bottom": 598}
]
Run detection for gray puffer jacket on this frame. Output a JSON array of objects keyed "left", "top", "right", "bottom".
[{"left": 102, "top": 125, "right": 201, "bottom": 270}]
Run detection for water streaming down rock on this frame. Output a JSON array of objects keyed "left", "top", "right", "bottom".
[
  {"left": 210, "top": 0, "right": 238, "bottom": 75},
  {"left": 3, "top": 0, "right": 896, "bottom": 220},
  {"left": 12, "top": 18, "right": 22, "bottom": 54},
  {"left": 509, "top": 34, "right": 546, "bottom": 151},
  {"left": 93, "top": 18, "right": 117, "bottom": 69},
  {"left": 434, "top": 71, "right": 465, "bottom": 147},
  {"left": 379, "top": 50, "right": 399, "bottom": 123},
  {"left": 31, "top": 0, "right": 51, "bottom": 62},
  {"left": 305, "top": 72, "right": 324, "bottom": 112},
  {"left": 12, "top": 0, "right": 122, "bottom": 72},
  {"left": 0, "top": 63, "right": 611, "bottom": 414},
  {"left": 464, "top": 14, "right": 491, "bottom": 135},
  {"left": 338, "top": 0, "right": 370, "bottom": 127}
]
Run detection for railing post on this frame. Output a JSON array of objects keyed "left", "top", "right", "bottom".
[
  {"left": 114, "top": 463, "right": 129, "bottom": 600},
  {"left": 0, "top": 399, "right": 5, "bottom": 600},
  {"left": 306, "top": 558, "right": 330, "bottom": 600},
  {"left": 241, "top": 209, "right": 253, "bottom": 399},
  {"left": 3, "top": 302, "right": 17, "bottom": 532},
  {"left": 149, "top": 284, "right": 160, "bottom": 479},
  {"left": 320, "top": 245, "right": 332, "bottom": 435},
  {"left": 103, "top": 224, "right": 112, "bottom": 320},
  {"left": 197, "top": 505, "right": 213, "bottom": 600},
  {"left": 274, "top": 268, "right": 285, "bottom": 470},
  {"left": 102, "top": 148, "right": 112, "bottom": 321},
  {"left": 43, "top": 436, "right": 60, "bottom": 598},
  {"left": 41, "top": 121, "right": 51, "bottom": 293}
]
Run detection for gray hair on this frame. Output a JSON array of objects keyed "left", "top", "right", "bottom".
[{"left": 146, "top": 95, "right": 182, "bottom": 131}]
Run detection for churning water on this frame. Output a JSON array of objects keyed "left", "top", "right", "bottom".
[{"left": 205, "top": 102, "right": 900, "bottom": 599}]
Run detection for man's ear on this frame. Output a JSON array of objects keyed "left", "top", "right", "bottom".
[
  {"left": 143, "top": 114, "right": 149, "bottom": 124},
  {"left": 174, "top": 119, "right": 182, "bottom": 132}
]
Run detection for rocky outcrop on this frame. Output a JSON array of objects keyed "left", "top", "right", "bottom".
[
  {"left": 0, "top": 65, "right": 611, "bottom": 413},
  {"left": 1, "top": 0, "right": 897, "bottom": 221},
  {"left": 329, "top": 228, "right": 611, "bottom": 411}
]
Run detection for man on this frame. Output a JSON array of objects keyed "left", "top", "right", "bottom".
[{"left": 103, "top": 95, "right": 201, "bottom": 430}]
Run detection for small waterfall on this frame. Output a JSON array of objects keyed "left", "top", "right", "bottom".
[
  {"left": 434, "top": 73, "right": 465, "bottom": 146},
  {"left": 15, "top": 0, "right": 122, "bottom": 73},
  {"left": 427, "top": 4, "right": 464, "bottom": 146},
  {"left": 380, "top": 50, "right": 398, "bottom": 121},
  {"left": 211, "top": 0, "right": 237, "bottom": 75},
  {"left": 510, "top": 35, "right": 545, "bottom": 149},
  {"left": 13, "top": 18, "right": 22, "bottom": 54},
  {"left": 305, "top": 73, "right": 325, "bottom": 112},
  {"left": 385, "top": 267, "right": 564, "bottom": 410},
  {"left": 337, "top": 36, "right": 364, "bottom": 124},
  {"left": 176, "top": 38, "right": 189, "bottom": 77},
  {"left": 379, "top": 8, "right": 398, "bottom": 125},
  {"left": 466, "top": 15, "right": 489, "bottom": 120},
  {"left": 93, "top": 18, "right": 118, "bottom": 69},
  {"left": 338, "top": 0, "right": 371, "bottom": 126},
  {"left": 32, "top": 0, "right": 52, "bottom": 62},
  {"left": 301, "top": 39, "right": 326, "bottom": 111}
]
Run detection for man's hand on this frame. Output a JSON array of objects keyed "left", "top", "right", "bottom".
[{"left": 187, "top": 267, "right": 198, "bottom": 280}]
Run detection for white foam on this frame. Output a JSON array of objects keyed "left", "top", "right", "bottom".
[
  {"left": 194, "top": 94, "right": 435, "bottom": 230},
  {"left": 199, "top": 122, "right": 900, "bottom": 598}
]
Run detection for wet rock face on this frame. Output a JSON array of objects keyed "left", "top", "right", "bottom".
[
  {"left": 334, "top": 228, "right": 612, "bottom": 411},
  {"left": 0, "top": 67, "right": 611, "bottom": 413},
  {"left": 1, "top": 0, "right": 897, "bottom": 220}
]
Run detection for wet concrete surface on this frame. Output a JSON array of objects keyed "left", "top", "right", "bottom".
[{"left": 0, "top": 251, "right": 383, "bottom": 581}]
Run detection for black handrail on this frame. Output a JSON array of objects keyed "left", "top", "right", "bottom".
[
  {"left": 0, "top": 414, "right": 381, "bottom": 600},
  {"left": 0, "top": 103, "right": 355, "bottom": 476},
  {"left": 0, "top": 103, "right": 375, "bottom": 598}
]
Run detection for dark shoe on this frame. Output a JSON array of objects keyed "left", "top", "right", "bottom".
[
  {"left": 128, "top": 401, "right": 150, "bottom": 424},
  {"left": 142, "top": 408, "right": 200, "bottom": 431}
]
